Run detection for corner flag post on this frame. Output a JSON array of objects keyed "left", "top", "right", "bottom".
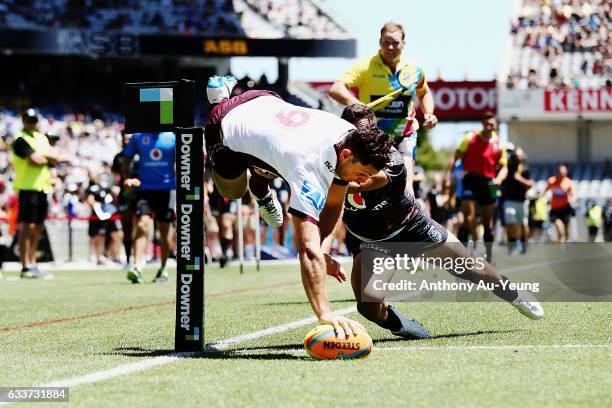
[{"left": 123, "top": 79, "right": 205, "bottom": 352}]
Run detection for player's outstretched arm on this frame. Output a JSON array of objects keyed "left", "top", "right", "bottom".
[
  {"left": 293, "top": 216, "right": 360, "bottom": 338},
  {"left": 319, "top": 182, "right": 348, "bottom": 243}
]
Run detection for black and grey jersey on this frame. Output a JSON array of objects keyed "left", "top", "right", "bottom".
[{"left": 342, "top": 148, "right": 419, "bottom": 241}]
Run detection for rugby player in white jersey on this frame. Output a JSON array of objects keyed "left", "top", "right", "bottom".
[
  {"left": 337, "top": 104, "right": 543, "bottom": 339},
  {"left": 205, "top": 76, "right": 393, "bottom": 338}
]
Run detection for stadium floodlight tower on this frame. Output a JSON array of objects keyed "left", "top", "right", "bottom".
[{"left": 123, "top": 79, "right": 204, "bottom": 352}]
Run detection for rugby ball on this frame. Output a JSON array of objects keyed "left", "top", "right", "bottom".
[{"left": 303, "top": 324, "right": 373, "bottom": 360}]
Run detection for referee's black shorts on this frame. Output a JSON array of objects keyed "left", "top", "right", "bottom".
[{"left": 18, "top": 190, "right": 48, "bottom": 224}]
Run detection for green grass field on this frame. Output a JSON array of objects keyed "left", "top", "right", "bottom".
[{"left": 1, "top": 254, "right": 611, "bottom": 407}]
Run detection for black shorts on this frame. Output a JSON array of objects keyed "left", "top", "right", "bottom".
[
  {"left": 588, "top": 226, "right": 599, "bottom": 236},
  {"left": 18, "top": 190, "right": 48, "bottom": 224},
  {"left": 550, "top": 206, "right": 571, "bottom": 225},
  {"left": 346, "top": 209, "right": 448, "bottom": 256},
  {"left": 135, "top": 190, "right": 175, "bottom": 222},
  {"left": 529, "top": 220, "right": 544, "bottom": 230},
  {"left": 209, "top": 188, "right": 237, "bottom": 216},
  {"left": 89, "top": 220, "right": 107, "bottom": 237},
  {"left": 462, "top": 173, "right": 496, "bottom": 206}
]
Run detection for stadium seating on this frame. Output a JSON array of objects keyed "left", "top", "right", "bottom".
[
  {"left": 529, "top": 161, "right": 612, "bottom": 199},
  {"left": 0, "top": 0, "right": 350, "bottom": 38},
  {"left": 505, "top": 0, "right": 610, "bottom": 89},
  {"left": 0, "top": 0, "right": 243, "bottom": 34}
]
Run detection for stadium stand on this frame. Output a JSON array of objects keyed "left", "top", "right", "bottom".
[
  {"left": 505, "top": 0, "right": 611, "bottom": 89},
  {"left": 0, "top": 0, "right": 243, "bottom": 35},
  {"left": 0, "top": 0, "right": 350, "bottom": 38},
  {"left": 530, "top": 161, "right": 611, "bottom": 198}
]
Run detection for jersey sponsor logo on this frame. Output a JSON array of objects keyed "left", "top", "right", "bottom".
[
  {"left": 324, "top": 161, "right": 334, "bottom": 173},
  {"left": 347, "top": 192, "right": 366, "bottom": 209},
  {"left": 142, "top": 136, "right": 150, "bottom": 145},
  {"left": 274, "top": 110, "right": 311, "bottom": 129},
  {"left": 150, "top": 148, "right": 163, "bottom": 160},
  {"left": 300, "top": 180, "right": 325, "bottom": 213}
]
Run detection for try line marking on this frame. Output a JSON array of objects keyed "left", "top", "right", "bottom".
[
  {"left": 0, "top": 306, "right": 357, "bottom": 403},
  {"left": 232, "top": 344, "right": 612, "bottom": 356}
]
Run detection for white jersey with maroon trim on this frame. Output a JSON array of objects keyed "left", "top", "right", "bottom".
[{"left": 220, "top": 95, "right": 354, "bottom": 222}]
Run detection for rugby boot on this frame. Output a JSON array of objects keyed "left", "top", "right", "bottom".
[
  {"left": 127, "top": 267, "right": 143, "bottom": 284},
  {"left": 257, "top": 191, "right": 283, "bottom": 228},
  {"left": 206, "top": 75, "right": 238, "bottom": 104},
  {"left": 511, "top": 291, "right": 544, "bottom": 320},
  {"left": 153, "top": 268, "right": 168, "bottom": 283},
  {"left": 387, "top": 305, "right": 430, "bottom": 339}
]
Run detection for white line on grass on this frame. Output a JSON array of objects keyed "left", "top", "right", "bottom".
[
  {"left": 0, "top": 306, "right": 357, "bottom": 404},
  {"left": 232, "top": 343, "right": 612, "bottom": 355},
  {"left": 205, "top": 306, "right": 356, "bottom": 351},
  {"left": 376, "top": 344, "right": 612, "bottom": 351}
]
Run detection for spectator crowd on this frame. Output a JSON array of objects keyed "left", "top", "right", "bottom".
[
  {"left": 506, "top": 0, "right": 611, "bottom": 89},
  {"left": 0, "top": 0, "right": 243, "bottom": 35}
]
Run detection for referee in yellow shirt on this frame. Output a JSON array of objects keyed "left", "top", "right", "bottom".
[
  {"left": 330, "top": 22, "right": 438, "bottom": 194},
  {"left": 11, "top": 109, "right": 62, "bottom": 278}
]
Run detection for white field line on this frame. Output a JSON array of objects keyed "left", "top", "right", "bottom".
[
  {"left": 0, "top": 306, "right": 357, "bottom": 404},
  {"left": 233, "top": 343, "right": 612, "bottom": 355},
  {"left": 204, "top": 306, "right": 356, "bottom": 352}
]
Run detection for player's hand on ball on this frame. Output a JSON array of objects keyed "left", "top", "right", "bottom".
[
  {"left": 319, "top": 313, "right": 365, "bottom": 339},
  {"left": 423, "top": 113, "right": 438, "bottom": 128},
  {"left": 324, "top": 253, "right": 347, "bottom": 283}
]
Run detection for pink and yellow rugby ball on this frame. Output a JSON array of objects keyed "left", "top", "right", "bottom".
[{"left": 303, "top": 324, "right": 373, "bottom": 360}]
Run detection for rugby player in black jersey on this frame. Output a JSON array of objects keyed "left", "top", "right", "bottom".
[{"left": 335, "top": 105, "right": 544, "bottom": 339}]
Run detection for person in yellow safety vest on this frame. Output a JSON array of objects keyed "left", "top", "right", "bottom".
[
  {"left": 528, "top": 190, "right": 548, "bottom": 243},
  {"left": 11, "top": 108, "right": 64, "bottom": 279},
  {"left": 585, "top": 201, "right": 602, "bottom": 242}
]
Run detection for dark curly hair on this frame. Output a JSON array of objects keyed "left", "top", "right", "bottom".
[
  {"left": 342, "top": 126, "right": 393, "bottom": 170},
  {"left": 341, "top": 104, "right": 376, "bottom": 128}
]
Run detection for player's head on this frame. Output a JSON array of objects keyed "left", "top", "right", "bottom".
[
  {"left": 379, "top": 22, "right": 405, "bottom": 63},
  {"left": 336, "top": 127, "right": 393, "bottom": 183},
  {"left": 341, "top": 104, "right": 376, "bottom": 129},
  {"left": 481, "top": 111, "right": 498, "bottom": 134},
  {"left": 557, "top": 164, "right": 568, "bottom": 178},
  {"left": 22, "top": 108, "right": 39, "bottom": 130}
]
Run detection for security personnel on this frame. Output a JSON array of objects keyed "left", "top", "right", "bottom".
[
  {"left": 585, "top": 201, "right": 602, "bottom": 242},
  {"left": 11, "top": 109, "right": 61, "bottom": 278}
]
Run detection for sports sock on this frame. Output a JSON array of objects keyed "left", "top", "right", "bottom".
[
  {"left": 220, "top": 238, "right": 231, "bottom": 255},
  {"left": 492, "top": 274, "right": 519, "bottom": 302},
  {"left": 483, "top": 228, "right": 494, "bottom": 262},
  {"left": 458, "top": 227, "right": 469, "bottom": 247},
  {"left": 380, "top": 305, "right": 402, "bottom": 332}
]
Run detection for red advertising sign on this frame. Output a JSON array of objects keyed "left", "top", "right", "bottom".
[
  {"left": 427, "top": 81, "right": 496, "bottom": 121},
  {"left": 544, "top": 88, "right": 612, "bottom": 112},
  {"left": 308, "top": 80, "right": 497, "bottom": 121}
]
